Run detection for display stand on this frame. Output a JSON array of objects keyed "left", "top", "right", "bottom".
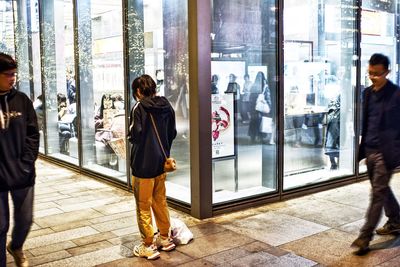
[{"left": 211, "top": 93, "right": 238, "bottom": 192}]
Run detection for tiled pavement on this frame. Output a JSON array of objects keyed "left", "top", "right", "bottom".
[{"left": 5, "top": 159, "right": 400, "bottom": 266}]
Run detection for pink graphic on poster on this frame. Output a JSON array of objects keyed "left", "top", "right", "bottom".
[{"left": 211, "top": 94, "right": 235, "bottom": 158}]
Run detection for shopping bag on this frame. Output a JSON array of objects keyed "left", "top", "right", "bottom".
[
  {"left": 255, "top": 93, "right": 270, "bottom": 114},
  {"left": 260, "top": 116, "right": 272, "bottom": 134},
  {"left": 170, "top": 218, "right": 193, "bottom": 245}
]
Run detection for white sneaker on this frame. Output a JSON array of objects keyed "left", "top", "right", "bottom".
[
  {"left": 155, "top": 234, "right": 176, "bottom": 251},
  {"left": 133, "top": 243, "right": 160, "bottom": 260}
]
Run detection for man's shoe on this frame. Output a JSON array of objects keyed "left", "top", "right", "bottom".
[
  {"left": 351, "top": 237, "right": 370, "bottom": 255},
  {"left": 7, "top": 243, "right": 29, "bottom": 267},
  {"left": 154, "top": 234, "right": 176, "bottom": 251},
  {"left": 376, "top": 222, "right": 400, "bottom": 235}
]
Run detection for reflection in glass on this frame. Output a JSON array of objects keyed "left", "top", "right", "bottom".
[
  {"left": 0, "top": 1, "right": 15, "bottom": 55},
  {"left": 78, "top": 0, "right": 126, "bottom": 181},
  {"left": 127, "top": 0, "right": 190, "bottom": 202},
  {"left": 13, "top": 0, "right": 30, "bottom": 96},
  {"left": 283, "top": 0, "right": 356, "bottom": 189},
  {"left": 211, "top": 0, "right": 278, "bottom": 203},
  {"left": 359, "top": 0, "right": 399, "bottom": 174},
  {"left": 41, "top": 0, "right": 77, "bottom": 164}
]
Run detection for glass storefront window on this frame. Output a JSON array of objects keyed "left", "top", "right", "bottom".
[
  {"left": 359, "top": 0, "right": 399, "bottom": 174},
  {"left": 78, "top": 0, "right": 126, "bottom": 181},
  {"left": 28, "top": 0, "right": 43, "bottom": 152},
  {"left": 41, "top": 0, "right": 77, "bottom": 164},
  {"left": 0, "top": 1, "right": 14, "bottom": 55},
  {"left": 13, "top": 0, "right": 30, "bottom": 96},
  {"left": 127, "top": 0, "right": 190, "bottom": 202},
  {"left": 15, "top": 0, "right": 43, "bottom": 151},
  {"left": 283, "top": 0, "right": 356, "bottom": 189},
  {"left": 210, "top": 0, "right": 278, "bottom": 203}
]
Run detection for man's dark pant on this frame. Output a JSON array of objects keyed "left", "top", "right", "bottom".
[
  {"left": 0, "top": 186, "right": 34, "bottom": 267},
  {"left": 360, "top": 152, "right": 400, "bottom": 239}
]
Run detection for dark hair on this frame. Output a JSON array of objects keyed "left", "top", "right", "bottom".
[
  {"left": 131, "top": 74, "right": 156, "bottom": 100},
  {"left": 57, "top": 93, "right": 67, "bottom": 104},
  {"left": 369, "top": 53, "right": 390, "bottom": 70},
  {"left": 131, "top": 77, "right": 140, "bottom": 100},
  {"left": 0, "top": 53, "right": 17, "bottom": 72}
]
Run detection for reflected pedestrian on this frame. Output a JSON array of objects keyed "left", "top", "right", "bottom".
[
  {"left": 129, "top": 75, "right": 177, "bottom": 260},
  {"left": 351, "top": 53, "right": 400, "bottom": 254},
  {"left": 0, "top": 53, "right": 39, "bottom": 267}
]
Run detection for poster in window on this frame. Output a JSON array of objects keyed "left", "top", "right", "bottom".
[{"left": 212, "top": 93, "right": 234, "bottom": 159}]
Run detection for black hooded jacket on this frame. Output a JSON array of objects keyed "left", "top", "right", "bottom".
[
  {"left": 0, "top": 88, "right": 39, "bottom": 191},
  {"left": 128, "top": 96, "right": 176, "bottom": 178}
]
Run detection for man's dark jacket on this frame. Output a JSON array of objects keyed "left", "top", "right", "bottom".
[
  {"left": 128, "top": 96, "right": 176, "bottom": 178},
  {"left": 359, "top": 80, "right": 400, "bottom": 170},
  {"left": 0, "top": 88, "right": 39, "bottom": 191}
]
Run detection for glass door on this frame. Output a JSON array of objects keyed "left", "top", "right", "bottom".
[
  {"left": 210, "top": 0, "right": 278, "bottom": 203},
  {"left": 283, "top": 0, "right": 357, "bottom": 190}
]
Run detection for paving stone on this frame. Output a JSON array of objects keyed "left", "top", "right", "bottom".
[
  {"left": 28, "top": 250, "right": 72, "bottom": 266},
  {"left": 66, "top": 240, "right": 113, "bottom": 256},
  {"left": 34, "top": 202, "right": 60, "bottom": 211},
  {"left": 93, "top": 200, "right": 136, "bottom": 215},
  {"left": 34, "top": 192, "right": 65, "bottom": 201},
  {"left": 221, "top": 211, "right": 329, "bottom": 246},
  {"left": 89, "top": 211, "right": 135, "bottom": 224},
  {"left": 71, "top": 231, "right": 117, "bottom": 246},
  {"left": 176, "top": 259, "right": 216, "bottom": 267},
  {"left": 280, "top": 229, "right": 400, "bottom": 267},
  {"left": 27, "top": 227, "right": 55, "bottom": 238},
  {"left": 34, "top": 209, "right": 102, "bottom": 228},
  {"left": 35, "top": 194, "right": 72, "bottom": 203},
  {"left": 36, "top": 245, "right": 123, "bottom": 267},
  {"left": 189, "top": 222, "right": 226, "bottom": 238},
  {"left": 377, "top": 255, "right": 400, "bottom": 266},
  {"left": 276, "top": 198, "right": 366, "bottom": 228},
  {"left": 29, "top": 241, "right": 76, "bottom": 256},
  {"left": 58, "top": 197, "right": 122, "bottom": 212},
  {"left": 91, "top": 217, "right": 136, "bottom": 232},
  {"left": 24, "top": 226, "right": 99, "bottom": 249},
  {"left": 111, "top": 226, "right": 138, "bottom": 237},
  {"left": 176, "top": 230, "right": 254, "bottom": 258},
  {"left": 50, "top": 219, "right": 93, "bottom": 232},
  {"left": 34, "top": 207, "right": 64, "bottom": 218}
]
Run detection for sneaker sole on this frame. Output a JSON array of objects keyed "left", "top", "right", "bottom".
[
  {"left": 376, "top": 229, "right": 400, "bottom": 235},
  {"left": 133, "top": 248, "right": 160, "bottom": 260},
  {"left": 160, "top": 243, "right": 176, "bottom": 251}
]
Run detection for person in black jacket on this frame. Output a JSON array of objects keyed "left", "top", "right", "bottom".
[
  {"left": 324, "top": 96, "right": 340, "bottom": 170},
  {"left": 129, "top": 74, "right": 177, "bottom": 260},
  {"left": 351, "top": 54, "right": 400, "bottom": 255},
  {"left": 0, "top": 53, "right": 39, "bottom": 267}
]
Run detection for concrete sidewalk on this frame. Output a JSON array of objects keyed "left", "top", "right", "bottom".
[{"left": 6, "top": 159, "right": 400, "bottom": 266}]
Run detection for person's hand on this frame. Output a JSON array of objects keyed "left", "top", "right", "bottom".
[{"left": 95, "top": 119, "right": 103, "bottom": 129}]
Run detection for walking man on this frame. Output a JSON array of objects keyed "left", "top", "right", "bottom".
[
  {"left": 0, "top": 53, "right": 40, "bottom": 267},
  {"left": 352, "top": 53, "right": 400, "bottom": 254}
]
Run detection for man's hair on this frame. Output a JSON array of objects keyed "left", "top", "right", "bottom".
[
  {"left": 369, "top": 53, "right": 390, "bottom": 70},
  {"left": 131, "top": 74, "right": 156, "bottom": 100},
  {"left": 0, "top": 53, "right": 17, "bottom": 72}
]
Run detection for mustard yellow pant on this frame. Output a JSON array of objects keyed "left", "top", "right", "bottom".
[{"left": 132, "top": 173, "right": 171, "bottom": 245}]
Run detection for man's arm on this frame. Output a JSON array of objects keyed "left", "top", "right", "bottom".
[{"left": 22, "top": 99, "right": 40, "bottom": 164}]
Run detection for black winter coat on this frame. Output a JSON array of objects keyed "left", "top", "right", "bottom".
[
  {"left": 128, "top": 96, "right": 177, "bottom": 178},
  {"left": 0, "top": 88, "right": 39, "bottom": 191}
]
